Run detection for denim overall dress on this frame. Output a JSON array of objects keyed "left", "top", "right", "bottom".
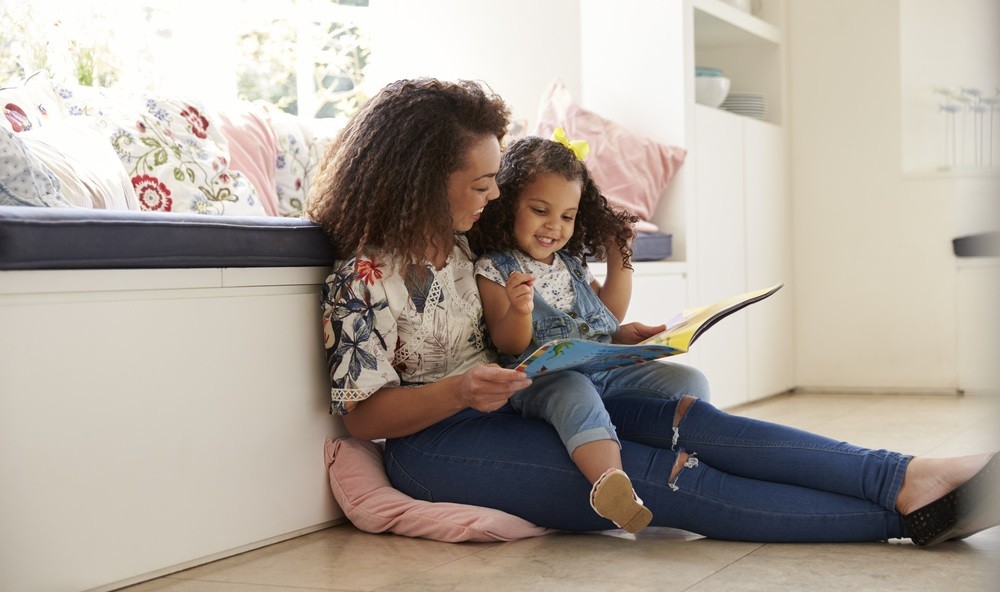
[
  {"left": 482, "top": 250, "right": 627, "bottom": 452},
  {"left": 482, "top": 249, "right": 621, "bottom": 369}
]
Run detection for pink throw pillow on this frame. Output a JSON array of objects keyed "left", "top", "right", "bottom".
[
  {"left": 534, "top": 80, "right": 686, "bottom": 231},
  {"left": 217, "top": 101, "right": 282, "bottom": 216},
  {"left": 324, "top": 437, "right": 554, "bottom": 543}
]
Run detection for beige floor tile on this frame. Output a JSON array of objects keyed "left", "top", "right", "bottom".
[
  {"left": 122, "top": 393, "right": 1000, "bottom": 592},
  {"left": 732, "top": 393, "right": 886, "bottom": 432},
  {"left": 121, "top": 579, "right": 336, "bottom": 592},
  {"left": 161, "top": 527, "right": 495, "bottom": 592},
  {"left": 960, "top": 523, "right": 1000, "bottom": 552},
  {"left": 743, "top": 394, "right": 998, "bottom": 457},
  {"left": 685, "top": 540, "right": 998, "bottom": 592},
  {"left": 375, "top": 531, "right": 760, "bottom": 592}
]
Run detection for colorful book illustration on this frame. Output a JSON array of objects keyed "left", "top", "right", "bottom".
[{"left": 514, "top": 283, "right": 784, "bottom": 377}]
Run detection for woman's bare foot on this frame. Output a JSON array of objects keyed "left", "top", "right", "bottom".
[{"left": 896, "top": 452, "right": 993, "bottom": 515}]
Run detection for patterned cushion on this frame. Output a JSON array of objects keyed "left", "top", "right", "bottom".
[
  {"left": 98, "top": 94, "right": 266, "bottom": 216},
  {"left": 18, "top": 117, "right": 140, "bottom": 210},
  {"left": 303, "top": 116, "right": 342, "bottom": 196},
  {"left": 0, "top": 128, "right": 73, "bottom": 207},
  {"left": 0, "top": 71, "right": 65, "bottom": 133},
  {"left": 259, "top": 103, "right": 311, "bottom": 217},
  {"left": 53, "top": 82, "right": 132, "bottom": 119}
]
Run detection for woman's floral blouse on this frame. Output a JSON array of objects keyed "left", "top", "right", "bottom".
[{"left": 321, "top": 236, "right": 495, "bottom": 415}]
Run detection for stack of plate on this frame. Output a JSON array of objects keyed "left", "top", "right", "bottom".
[{"left": 720, "top": 92, "right": 767, "bottom": 119}]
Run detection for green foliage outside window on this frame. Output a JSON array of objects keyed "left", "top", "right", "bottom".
[{"left": 0, "top": 0, "right": 368, "bottom": 121}]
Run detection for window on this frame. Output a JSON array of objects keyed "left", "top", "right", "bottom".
[
  {"left": 235, "top": 0, "right": 370, "bottom": 121},
  {"left": 0, "top": 0, "right": 369, "bottom": 121}
]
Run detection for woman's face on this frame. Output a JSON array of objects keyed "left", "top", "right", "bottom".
[{"left": 447, "top": 135, "right": 502, "bottom": 232}]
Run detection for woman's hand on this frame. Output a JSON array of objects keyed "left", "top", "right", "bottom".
[
  {"left": 342, "top": 364, "right": 532, "bottom": 440},
  {"left": 613, "top": 322, "right": 667, "bottom": 345},
  {"left": 457, "top": 363, "right": 532, "bottom": 412}
]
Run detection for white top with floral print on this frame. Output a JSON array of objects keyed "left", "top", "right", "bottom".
[
  {"left": 321, "top": 236, "right": 495, "bottom": 415},
  {"left": 474, "top": 249, "right": 596, "bottom": 313}
]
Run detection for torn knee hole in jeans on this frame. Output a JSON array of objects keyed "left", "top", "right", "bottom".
[
  {"left": 671, "top": 396, "right": 697, "bottom": 450},
  {"left": 668, "top": 453, "right": 699, "bottom": 492}
]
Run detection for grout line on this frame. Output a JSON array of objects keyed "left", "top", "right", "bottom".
[{"left": 679, "top": 543, "right": 766, "bottom": 591}]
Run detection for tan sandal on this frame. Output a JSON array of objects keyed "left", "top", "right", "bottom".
[{"left": 590, "top": 468, "right": 653, "bottom": 534}]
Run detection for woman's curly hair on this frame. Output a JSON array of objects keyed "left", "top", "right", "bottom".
[
  {"left": 470, "top": 136, "right": 638, "bottom": 268},
  {"left": 305, "top": 78, "right": 510, "bottom": 263}
]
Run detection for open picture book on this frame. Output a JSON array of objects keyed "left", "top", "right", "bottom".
[{"left": 514, "top": 282, "right": 784, "bottom": 377}]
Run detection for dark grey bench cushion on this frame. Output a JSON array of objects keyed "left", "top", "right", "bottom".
[
  {"left": 0, "top": 205, "right": 673, "bottom": 270},
  {"left": 631, "top": 231, "right": 672, "bottom": 261},
  {"left": 0, "top": 205, "right": 336, "bottom": 270}
]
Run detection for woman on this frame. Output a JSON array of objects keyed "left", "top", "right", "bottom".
[{"left": 306, "top": 77, "right": 998, "bottom": 545}]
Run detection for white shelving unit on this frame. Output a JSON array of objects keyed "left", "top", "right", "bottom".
[
  {"left": 693, "top": 0, "right": 781, "bottom": 43},
  {"left": 581, "top": 0, "right": 793, "bottom": 408}
]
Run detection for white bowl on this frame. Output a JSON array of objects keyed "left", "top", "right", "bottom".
[{"left": 695, "top": 76, "right": 731, "bottom": 108}]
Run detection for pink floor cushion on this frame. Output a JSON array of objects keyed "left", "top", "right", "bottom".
[{"left": 324, "top": 437, "right": 555, "bottom": 542}]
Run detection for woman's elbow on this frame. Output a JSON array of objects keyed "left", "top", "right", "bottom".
[{"left": 341, "top": 410, "right": 383, "bottom": 441}]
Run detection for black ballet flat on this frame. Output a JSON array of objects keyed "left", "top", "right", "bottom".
[{"left": 903, "top": 453, "right": 1000, "bottom": 547}]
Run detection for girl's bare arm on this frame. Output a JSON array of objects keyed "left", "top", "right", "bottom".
[
  {"left": 477, "top": 272, "right": 535, "bottom": 355},
  {"left": 595, "top": 243, "right": 633, "bottom": 321}
]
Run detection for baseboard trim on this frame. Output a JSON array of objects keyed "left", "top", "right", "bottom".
[
  {"left": 91, "top": 518, "right": 348, "bottom": 592},
  {"left": 791, "top": 386, "right": 964, "bottom": 397}
]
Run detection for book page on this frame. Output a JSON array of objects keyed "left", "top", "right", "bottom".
[
  {"left": 513, "top": 283, "right": 783, "bottom": 377},
  {"left": 639, "top": 283, "right": 784, "bottom": 350}
]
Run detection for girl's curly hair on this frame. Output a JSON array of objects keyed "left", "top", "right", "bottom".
[
  {"left": 470, "top": 136, "right": 638, "bottom": 268},
  {"left": 305, "top": 78, "right": 510, "bottom": 263}
]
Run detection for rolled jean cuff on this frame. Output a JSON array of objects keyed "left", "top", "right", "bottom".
[
  {"left": 566, "top": 427, "right": 620, "bottom": 456},
  {"left": 884, "top": 453, "right": 913, "bottom": 511}
]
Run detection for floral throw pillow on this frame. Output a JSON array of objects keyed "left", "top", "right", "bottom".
[
  {"left": 1, "top": 71, "right": 65, "bottom": 134},
  {"left": 303, "top": 116, "right": 343, "bottom": 199},
  {"left": 259, "top": 103, "right": 311, "bottom": 217},
  {"left": 99, "top": 95, "right": 265, "bottom": 216},
  {"left": 54, "top": 82, "right": 133, "bottom": 119}
]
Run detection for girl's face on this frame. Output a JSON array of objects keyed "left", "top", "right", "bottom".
[
  {"left": 447, "top": 135, "right": 502, "bottom": 232},
  {"left": 513, "top": 172, "right": 582, "bottom": 265}
]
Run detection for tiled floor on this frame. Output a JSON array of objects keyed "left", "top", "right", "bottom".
[{"left": 124, "top": 392, "right": 1000, "bottom": 592}]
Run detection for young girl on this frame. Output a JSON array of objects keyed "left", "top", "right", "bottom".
[{"left": 472, "top": 131, "right": 702, "bottom": 534}]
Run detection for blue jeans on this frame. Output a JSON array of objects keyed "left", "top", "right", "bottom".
[
  {"left": 509, "top": 361, "right": 712, "bottom": 455},
  {"left": 384, "top": 379, "right": 911, "bottom": 542}
]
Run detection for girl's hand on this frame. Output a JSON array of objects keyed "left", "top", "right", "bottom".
[
  {"left": 613, "top": 322, "right": 667, "bottom": 345},
  {"left": 505, "top": 271, "right": 535, "bottom": 315},
  {"left": 457, "top": 364, "right": 532, "bottom": 412}
]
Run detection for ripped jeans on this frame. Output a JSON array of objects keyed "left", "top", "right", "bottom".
[
  {"left": 384, "top": 391, "right": 912, "bottom": 542},
  {"left": 508, "top": 361, "right": 713, "bottom": 456}
]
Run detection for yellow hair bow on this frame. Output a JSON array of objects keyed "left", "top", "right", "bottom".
[{"left": 550, "top": 127, "right": 589, "bottom": 161}]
